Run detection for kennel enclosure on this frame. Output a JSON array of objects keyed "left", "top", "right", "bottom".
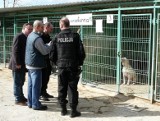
[{"left": 0, "top": 0, "right": 160, "bottom": 102}]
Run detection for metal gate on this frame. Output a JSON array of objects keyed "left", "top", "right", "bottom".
[
  {"left": 82, "top": 14, "right": 118, "bottom": 92},
  {"left": 120, "top": 14, "right": 152, "bottom": 99},
  {"left": 82, "top": 14, "right": 152, "bottom": 100}
]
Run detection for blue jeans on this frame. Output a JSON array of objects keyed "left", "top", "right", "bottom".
[
  {"left": 27, "top": 69, "right": 42, "bottom": 109},
  {"left": 12, "top": 69, "right": 26, "bottom": 103}
]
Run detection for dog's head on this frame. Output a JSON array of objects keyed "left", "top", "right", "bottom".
[{"left": 121, "top": 57, "right": 130, "bottom": 67}]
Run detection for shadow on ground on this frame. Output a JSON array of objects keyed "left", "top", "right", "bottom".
[{"left": 41, "top": 94, "right": 160, "bottom": 118}]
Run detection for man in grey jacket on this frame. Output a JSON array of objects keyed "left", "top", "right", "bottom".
[{"left": 25, "top": 20, "right": 52, "bottom": 110}]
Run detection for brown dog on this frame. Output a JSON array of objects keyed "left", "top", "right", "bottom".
[{"left": 121, "top": 57, "right": 136, "bottom": 85}]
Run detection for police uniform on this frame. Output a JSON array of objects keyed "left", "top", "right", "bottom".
[{"left": 50, "top": 29, "right": 85, "bottom": 112}]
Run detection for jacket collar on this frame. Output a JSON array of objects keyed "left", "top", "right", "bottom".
[{"left": 60, "top": 29, "right": 72, "bottom": 34}]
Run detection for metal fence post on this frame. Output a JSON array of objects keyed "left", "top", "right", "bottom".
[
  {"left": 116, "top": 5, "right": 122, "bottom": 94},
  {"left": 151, "top": 3, "right": 157, "bottom": 103},
  {"left": 2, "top": 17, "right": 6, "bottom": 67}
]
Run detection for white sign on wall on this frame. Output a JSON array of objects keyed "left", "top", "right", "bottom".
[
  {"left": 107, "top": 14, "right": 114, "bottom": 23},
  {"left": 96, "top": 19, "right": 103, "bottom": 33},
  {"left": 66, "top": 13, "right": 93, "bottom": 26},
  {"left": 43, "top": 17, "right": 48, "bottom": 24}
]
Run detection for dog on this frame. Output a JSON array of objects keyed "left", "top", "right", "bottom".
[{"left": 121, "top": 57, "right": 136, "bottom": 85}]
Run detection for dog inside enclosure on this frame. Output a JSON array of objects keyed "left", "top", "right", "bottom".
[{"left": 121, "top": 57, "right": 137, "bottom": 85}]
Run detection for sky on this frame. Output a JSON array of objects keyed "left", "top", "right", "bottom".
[{"left": 0, "top": 0, "right": 94, "bottom": 8}]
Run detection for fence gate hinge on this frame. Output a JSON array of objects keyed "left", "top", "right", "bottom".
[{"left": 117, "top": 51, "right": 121, "bottom": 57}]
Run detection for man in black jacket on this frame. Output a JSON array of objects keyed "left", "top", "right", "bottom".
[
  {"left": 40, "top": 22, "right": 54, "bottom": 101},
  {"left": 8, "top": 23, "right": 33, "bottom": 106},
  {"left": 50, "top": 17, "right": 86, "bottom": 118}
]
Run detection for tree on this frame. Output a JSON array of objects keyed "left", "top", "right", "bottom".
[
  {"left": 3, "top": 0, "right": 21, "bottom": 8},
  {"left": 13, "top": 0, "right": 21, "bottom": 7},
  {"left": 3, "top": 0, "right": 6, "bottom": 8}
]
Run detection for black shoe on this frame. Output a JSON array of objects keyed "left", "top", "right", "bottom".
[
  {"left": 61, "top": 110, "right": 68, "bottom": 116},
  {"left": 22, "top": 97, "right": 27, "bottom": 102},
  {"left": 61, "top": 108, "right": 68, "bottom": 116},
  {"left": 15, "top": 101, "right": 27, "bottom": 106},
  {"left": 33, "top": 105, "right": 48, "bottom": 110},
  {"left": 40, "top": 96, "right": 50, "bottom": 101},
  {"left": 44, "top": 93, "right": 54, "bottom": 98},
  {"left": 70, "top": 111, "right": 81, "bottom": 118}
]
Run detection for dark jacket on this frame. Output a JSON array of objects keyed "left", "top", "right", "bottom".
[
  {"left": 41, "top": 32, "right": 52, "bottom": 71},
  {"left": 41, "top": 33, "right": 51, "bottom": 60},
  {"left": 25, "top": 32, "right": 46, "bottom": 68},
  {"left": 41, "top": 33, "right": 51, "bottom": 44},
  {"left": 8, "top": 32, "right": 27, "bottom": 71},
  {"left": 50, "top": 29, "right": 86, "bottom": 68}
]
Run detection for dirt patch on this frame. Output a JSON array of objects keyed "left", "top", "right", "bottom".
[{"left": 0, "top": 67, "right": 160, "bottom": 121}]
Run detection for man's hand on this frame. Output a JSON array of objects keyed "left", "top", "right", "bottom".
[{"left": 47, "top": 41, "right": 52, "bottom": 46}]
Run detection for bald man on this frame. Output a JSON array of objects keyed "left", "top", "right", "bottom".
[{"left": 25, "top": 20, "right": 52, "bottom": 110}]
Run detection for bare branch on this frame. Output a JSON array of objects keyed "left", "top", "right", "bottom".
[
  {"left": 13, "top": 0, "right": 21, "bottom": 7},
  {"left": 3, "top": 0, "right": 6, "bottom": 8}
]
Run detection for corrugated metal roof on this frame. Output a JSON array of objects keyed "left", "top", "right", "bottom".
[{"left": 0, "top": 0, "right": 154, "bottom": 13}]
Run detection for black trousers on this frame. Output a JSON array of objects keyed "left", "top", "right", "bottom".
[
  {"left": 41, "top": 61, "right": 51, "bottom": 95},
  {"left": 58, "top": 67, "right": 80, "bottom": 107}
]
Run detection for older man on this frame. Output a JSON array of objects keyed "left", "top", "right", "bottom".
[
  {"left": 40, "top": 22, "right": 54, "bottom": 101},
  {"left": 25, "top": 20, "right": 52, "bottom": 110},
  {"left": 9, "top": 23, "right": 33, "bottom": 106}
]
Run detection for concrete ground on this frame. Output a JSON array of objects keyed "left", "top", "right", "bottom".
[{"left": 0, "top": 67, "right": 160, "bottom": 121}]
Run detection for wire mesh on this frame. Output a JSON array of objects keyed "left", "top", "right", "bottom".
[
  {"left": 82, "top": 14, "right": 118, "bottom": 92},
  {"left": 155, "top": 14, "right": 160, "bottom": 102},
  {"left": 120, "top": 14, "right": 152, "bottom": 99},
  {"left": 0, "top": 32, "right": 3, "bottom": 63},
  {"left": 2, "top": 17, "right": 14, "bottom": 65}
]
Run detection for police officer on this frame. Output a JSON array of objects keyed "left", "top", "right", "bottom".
[{"left": 50, "top": 17, "right": 85, "bottom": 118}]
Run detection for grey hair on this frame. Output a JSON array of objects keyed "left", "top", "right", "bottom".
[
  {"left": 44, "top": 22, "right": 52, "bottom": 28},
  {"left": 33, "top": 20, "right": 43, "bottom": 28}
]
